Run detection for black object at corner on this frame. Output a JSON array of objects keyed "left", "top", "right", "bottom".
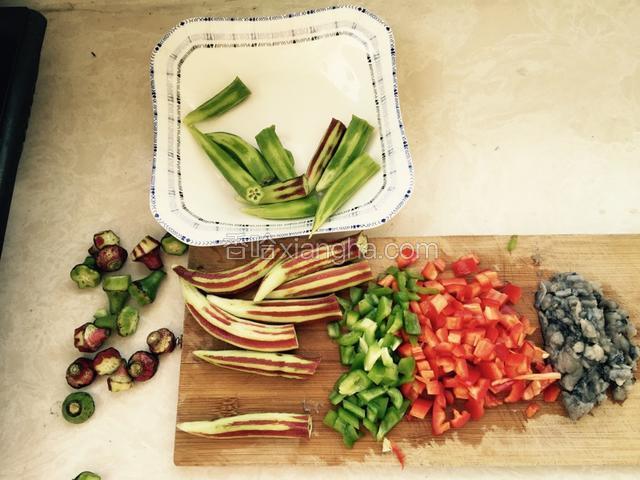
[{"left": 0, "top": 7, "right": 47, "bottom": 258}]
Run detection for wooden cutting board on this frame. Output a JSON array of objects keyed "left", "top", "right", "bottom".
[{"left": 174, "top": 234, "right": 640, "bottom": 466}]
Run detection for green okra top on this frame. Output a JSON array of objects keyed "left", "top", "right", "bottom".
[{"left": 183, "top": 77, "right": 251, "bottom": 125}]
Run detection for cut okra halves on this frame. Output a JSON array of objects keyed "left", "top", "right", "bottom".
[
  {"left": 242, "top": 194, "right": 318, "bottom": 220},
  {"left": 315, "top": 115, "right": 373, "bottom": 191},
  {"left": 306, "top": 118, "right": 347, "bottom": 190},
  {"left": 255, "top": 125, "right": 297, "bottom": 181},
  {"left": 207, "top": 132, "right": 275, "bottom": 185},
  {"left": 254, "top": 175, "right": 310, "bottom": 205},
  {"left": 183, "top": 77, "right": 250, "bottom": 125},
  {"left": 189, "top": 125, "right": 264, "bottom": 204},
  {"left": 311, "top": 153, "right": 380, "bottom": 235}
]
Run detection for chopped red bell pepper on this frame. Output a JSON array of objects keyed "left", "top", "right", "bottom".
[
  {"left": 409, "top": 397, "right": 433, "bottom": 419},
  {"left": 543, "top": 383, "right": 561, "bottom": 402},
  {"left": 393, "top": 252, "right": 559, "bottom": 437},
  {"left": 501, "top": 283, "right": 522, "bottom": 304},
  {"left": 421, "top": 261, "right": 438, "bottom": 281},
  {"left": 390, "top": 441, "right": 406, "bottom": 469},
  {"left": 504, "top": 380, "right": 526, "bottom": 403},
  {"left": 473, "top": 338, "right": 495, "bottom": 361},
  {"left": 451, "top": 255, "right": 479, "bottom": 276},
  {"left": 431, "top": 403, "right": 450, "bottom": 436},
  {"left": 465, "top": 397, "right": 485, "bottom": 420},
  {"left": 433, "top": 258, "right": 446, "bottom": 272},
  {"left": 397, "top": 246, "right": 418, "bottom": 268},
  {"left": 524, "top": 402, "right": 540, "bottom": 418},
  {"left": 450, "top": 409, "right": 471, "bottom": 429},
  {"left": 398, "top": 342, "right": 413, "bottom": 358},
  {"left": 378, "top": 274, "right": 395, "bottom": 288}
]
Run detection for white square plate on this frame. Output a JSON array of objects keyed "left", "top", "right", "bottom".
[{"left": 150, "top": 6, "right": 413, "bottom": 246}]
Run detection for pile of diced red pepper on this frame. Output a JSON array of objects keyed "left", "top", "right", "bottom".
[{"left": 392, "top": 248, "right": 561, "bottom": 435}]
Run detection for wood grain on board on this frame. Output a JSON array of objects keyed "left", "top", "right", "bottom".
[{"left": 174, "top": 234, "right": 640, "bottom": 466}]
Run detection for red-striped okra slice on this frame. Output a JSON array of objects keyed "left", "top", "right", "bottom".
[
  {"left": 315, "top": 114, "right": 373, "bottom": 192},
  {"left": 172, "top": 245, "right": 284, "bottom": 294},
  {"left": 206, "top": 294, "right": 341, "bottom": 323},
  {"left": 258, "top": 175, "right": 310, "bottom": 204},
  {"left": 254, "top": 232, "right": 368, "bottom": 301},
  {"left": 255, "top": 125, "right": 297, "bottom": 181},
  {"left": 265, "top": 260, "right": 373, "bottom": 299},
  {"left": 306, "top": 118, "right": 347, "bottom": 190},
  {"left": 193, "top": 350, "right": 320, "bottom": 379},
  {"left": 180, "top": 280, "right": 298, "bottom": 352},
  {"left": 177, "top": 412, "right": 312, "bottom": 439}
]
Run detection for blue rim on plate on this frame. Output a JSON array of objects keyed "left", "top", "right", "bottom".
[{"left": 149, "top": 5, "right": 414, "bottom": 246}]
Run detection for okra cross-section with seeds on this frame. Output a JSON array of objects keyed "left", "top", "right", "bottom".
[
  {"left": 183, "top": 76, "right": 251, "bottom": 125},
  {"left": 194, "top": 350, "right": 320, "bottom": 379},
  {"left": 180, "top": 280, "right": 299, "bottom": 352},
  {"left": 207, "top": 131, "right": 275, "bottom": 185},
  {"left": 177, "top": 412, "right": 312, "bottom": 439},
  {"left": 189, "top": 125, "right": 264, "bottom": 204},
  {"left": 172, "top": 244, "right": 283, "bottom": 294}
]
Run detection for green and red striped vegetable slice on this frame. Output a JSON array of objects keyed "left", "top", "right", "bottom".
[
  {"left": 315, "top": 115, "right": 373, "bottom": 192},
  {"left": 193, "top": 350, "right": 320, "bottom": 379},
  {"left": 177, "top": 412, "right": 312, "bottom": 439},
  {"left": 242, "top": 195, "right": 319, "bottom": 220},
  {"left": 254, "top": 232, "right": 368, "bottom": 301},
  {"left": 183, "top": 76, "right": 251, "bottom": 125},
  {"left": 180, "top": 280, "right": 299, "bottom": 352},
  {"left": 258, "top": 175, "right": 310, "bottom": 204},
  {"left": 189, "top": 125, "right": 264, "bottom": 204},
  {"left": 311, "top": 153, "right": 380, "bottom": 235},
  {"left": 172, "top": 245, "right": 283, "bottom": 294},
  {"left": 206, "top": 294, "right": 342, "bottom": 323},
  {"left": 207, "top": 131, "right": 275, "bottom": 185},
  {"left": 255, "top": 125, "right": 297, "bottom": 181},
  {"left": 265, "top": 260, "right": 374, "bottom": 299},
  {"left": 306, "top": 118, "right": 347, "bottom": 190}
]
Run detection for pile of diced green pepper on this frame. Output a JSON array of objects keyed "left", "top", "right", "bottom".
[{"left": 323, "top": 266, "right": 438, "bottom": 447}]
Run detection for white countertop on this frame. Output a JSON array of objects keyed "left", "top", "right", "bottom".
[{"left": 1, "top": 0, "right": 639, "bottom": 478}]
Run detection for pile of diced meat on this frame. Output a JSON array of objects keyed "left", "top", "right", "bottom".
[{"left": 535, "top": 273, "right": 638, "bottom": 420}]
